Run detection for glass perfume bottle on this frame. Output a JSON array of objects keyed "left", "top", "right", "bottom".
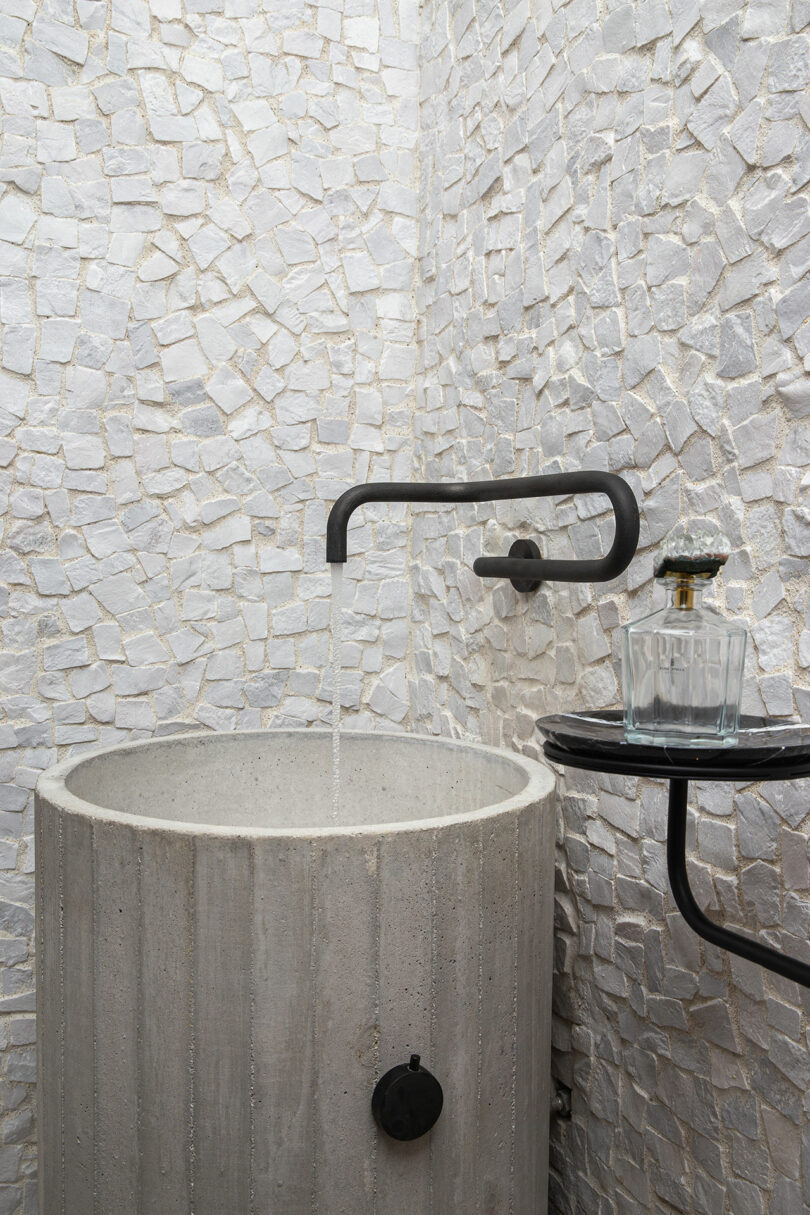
[{"left": 622, "top": 520, "right": 748, "bottom": 747}]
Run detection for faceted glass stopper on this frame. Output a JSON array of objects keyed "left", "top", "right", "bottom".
[{"left": 654, "top": 518, "right": 733, "bottom": 580}]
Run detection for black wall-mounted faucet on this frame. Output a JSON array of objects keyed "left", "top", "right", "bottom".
[{"left": 326, "top": 471, "right": 640, "bottom": 592}]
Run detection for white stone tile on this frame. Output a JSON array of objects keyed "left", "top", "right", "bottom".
[{"left": 31, "top": 15, "right": 88, "bottom": 65}]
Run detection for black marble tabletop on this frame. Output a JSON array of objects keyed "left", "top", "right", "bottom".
[{"left": 536, "top": 710, "right": 810, "bottom": 781}]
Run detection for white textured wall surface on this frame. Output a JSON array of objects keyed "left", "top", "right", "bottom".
[
  {"left": 2, "top": 0, "right": 810, "bottom": 1208},
  {"left": 418, "top": 1, "right": 810, "bottom": 1213}
]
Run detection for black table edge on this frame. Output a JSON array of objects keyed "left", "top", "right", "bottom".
[{"left": 542, "top": 740, "right": 810, "bottom": 783}]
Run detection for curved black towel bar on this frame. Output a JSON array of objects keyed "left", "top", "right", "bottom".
[{"left": 326, "top": 471, "right": 640, "bottom": 587}]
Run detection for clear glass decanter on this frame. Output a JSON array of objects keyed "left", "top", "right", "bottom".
[{"left": 622, "top": 520, "right": 748, "bottom": 747}]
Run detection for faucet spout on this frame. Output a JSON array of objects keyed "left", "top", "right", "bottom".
[{"left": 326, "top": 471, "right": 640, "bottom": 589}]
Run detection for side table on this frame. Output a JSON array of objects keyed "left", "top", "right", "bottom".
[{"left": 537, "top": 711, "right": 810, "bottom": 989}]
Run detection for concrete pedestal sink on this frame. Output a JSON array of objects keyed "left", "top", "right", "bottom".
[{"left": 36, "top": 728, "right": 556, "bottom": 1214}]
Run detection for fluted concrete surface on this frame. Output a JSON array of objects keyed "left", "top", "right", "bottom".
[{"left": 36, "top": 729, "right": 556, "bottom": 1214}]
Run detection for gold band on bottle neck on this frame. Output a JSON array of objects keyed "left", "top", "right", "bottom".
[{"left": 674, "top": 580, "right": 694, "bottom": 610}]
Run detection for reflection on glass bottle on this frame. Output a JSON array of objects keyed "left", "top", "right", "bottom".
[{"left": 622, "top": 520, "right": 748, "bottom": 747}]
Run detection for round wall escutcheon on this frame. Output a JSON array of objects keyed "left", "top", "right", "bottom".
[{"left": 509, "top": 538, "right": 542, "bottom": 593}]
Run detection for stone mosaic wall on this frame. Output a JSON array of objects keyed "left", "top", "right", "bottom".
[
  {"left": 417, "top": 0, "right": 810, "bottom": 1212},
  {"left": 3, "top": 0, "right": 810, "bottom": 1207},
  {"left": 0, "top": 0, "right": 419, "bottom": 1207}
]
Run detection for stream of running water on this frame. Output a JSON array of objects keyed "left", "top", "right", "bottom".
[{"left": 330, "top": 563, "right": 343, "bottom": 821}]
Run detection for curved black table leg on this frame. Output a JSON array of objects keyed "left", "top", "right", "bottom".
[{"left": 667, "top": 778, "right": 810, "bottom": 989}]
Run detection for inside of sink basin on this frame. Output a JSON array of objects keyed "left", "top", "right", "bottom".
[{"left": 59, "top": 730, "right": 539, "bottom": 832}]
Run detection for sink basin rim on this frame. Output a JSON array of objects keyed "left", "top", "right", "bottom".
[{"left": 36, "top": 727, "right": 556, "bottom": 838}]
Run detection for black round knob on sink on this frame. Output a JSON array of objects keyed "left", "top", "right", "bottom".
[{"left": 371, "top": 1054, "right": 443, "bottom": 1141}]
